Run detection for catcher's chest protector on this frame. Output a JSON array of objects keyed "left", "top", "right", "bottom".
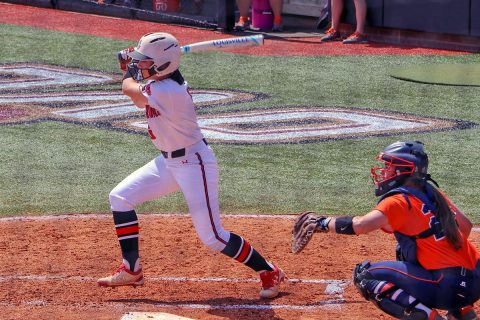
[{"left": 379, "top": 186, "right": 443, "bottom": 265}]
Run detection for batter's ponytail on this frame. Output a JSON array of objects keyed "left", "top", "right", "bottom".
[{"left": 430, "top": 185, "right": 463, "bottom": 250}]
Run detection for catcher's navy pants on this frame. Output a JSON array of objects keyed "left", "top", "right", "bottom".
[{"left": 367, "top": 260, "right": 480, "bottom": 310}]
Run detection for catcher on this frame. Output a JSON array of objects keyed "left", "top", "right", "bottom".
[{"left": 292, "top": 141, "right": 480, "bottom": 320}]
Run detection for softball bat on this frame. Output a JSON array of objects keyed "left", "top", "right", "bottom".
[{"left": 181, "top": 35, "right": 264, "bottom": 54}]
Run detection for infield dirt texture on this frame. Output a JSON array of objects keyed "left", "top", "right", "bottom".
[{"left": 0, "top": 2, "right": 479, "bottom": 319}]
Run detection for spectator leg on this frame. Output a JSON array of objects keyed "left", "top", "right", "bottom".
[
  {"left": 353, "top": 0, "right": 366, "bottom": 34},
  {"left": 330, "top": 0, "right": 344, "bottom": 30},
  {"left": 268, "top": 0, "right": 283, "bottom": 21},
  {"left": 236, "top": 0, "right": 252, "bottom": 18}
]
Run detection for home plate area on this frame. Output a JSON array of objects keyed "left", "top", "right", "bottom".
[
  {"left": 2, "top": 214, "right": 479, "bottom": 319},
  {"left": 121, "top": 312, "right": 197, "bottom": 320}
]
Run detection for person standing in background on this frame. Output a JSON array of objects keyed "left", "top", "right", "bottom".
[
  {"left": 321, "top": 0, "right": 368, "bottom": 44},
  {"left": 235, "top": 0, "right": 284, "bottom": 31}
]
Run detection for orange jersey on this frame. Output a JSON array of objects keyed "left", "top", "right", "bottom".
[{"left": 375, "top": 193, "right": 480, "bottom": 270}]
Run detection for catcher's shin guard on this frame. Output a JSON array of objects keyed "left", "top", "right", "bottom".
[
  {"left": 353, "top": 260, "right": 373, "bottom": 299},
  {"left": 447, "top": 306, "right": 479, "bottom": 320},
  {"left": 372, "top": 297, "right": 444, "bottom": 320},
  {"left": 352, "top": 261, "right": 443, "bottom": 320},
  {"left": 447, "top": 306, "right": 478, "bottom": 320}
]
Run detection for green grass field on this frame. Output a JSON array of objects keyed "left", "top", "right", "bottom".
[{"left": 1, "top": 24, "right": 479, "bottom": 219}]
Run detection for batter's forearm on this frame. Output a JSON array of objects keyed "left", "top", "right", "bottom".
[{"left": 122, "top": 77, "right": 147, "bottom": 109}]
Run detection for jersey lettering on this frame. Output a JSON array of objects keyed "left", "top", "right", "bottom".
[
  {"left": 429, "top": 216, "right": 445, "bottom": 241},
  {"left": 145, "top": 105, "right": 160, "bottom": 119},
  {"left": 421, "top": 204, "right": 431, "bottom": 215},
  {"left": 147, "top": 124, "right": 156, "bottom": 140},
  {"left": 145, "top": 105, "right": 157, "bottom": 140}
]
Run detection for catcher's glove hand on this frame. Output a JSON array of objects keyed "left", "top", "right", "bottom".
[
  {"left": 117, "top": 47, "right": 135, "bottom": 71},
  {"left": 291, "top": 211, "right": 331, "bottom": 254}
]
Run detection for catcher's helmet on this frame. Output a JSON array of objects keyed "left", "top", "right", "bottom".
[
  {"left": 371, "top": 141, "right": 429, "bottom": 196},
  {"left": 128, "top": 32, "right": 181, "bottom": 80}
]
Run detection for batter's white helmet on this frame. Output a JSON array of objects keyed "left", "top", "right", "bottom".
[{"left": 128, "top": 32, "right": 181, "bottom": 80}]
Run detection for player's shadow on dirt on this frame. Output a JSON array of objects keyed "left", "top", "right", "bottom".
[
  {"left": 198, "top": 296, "right": 289, "bottom": 320},
  {"left": 109, "top": 295, "right": 291, "bottom": 320}
]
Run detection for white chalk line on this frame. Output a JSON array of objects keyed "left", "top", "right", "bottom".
[
  {"left": 0, "top": 274, "right": 350, "bottom": 310},
  {"left": 0, "top": 273, "right": 350, "bottom": 285}
]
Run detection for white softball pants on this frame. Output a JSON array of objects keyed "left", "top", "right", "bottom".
[{"left": 109, "top": 140, "right": 230, "bottom": 252}]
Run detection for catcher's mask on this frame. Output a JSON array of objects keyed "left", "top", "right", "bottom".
[
  {"left": 371, "top": 141, "right": 429, "bottom": 196},
  {"left": 127, "top": 32, "right": 181, "bottom": 81}
]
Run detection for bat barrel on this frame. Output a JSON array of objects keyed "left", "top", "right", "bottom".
[
  {"left": 211, "top": 34, "right": 264, "bottom": 48},
  {"left": 181, "top": 35, "right": 264, "bottom": 53}
]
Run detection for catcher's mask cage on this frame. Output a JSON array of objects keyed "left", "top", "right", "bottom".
[
  {"left": 371, "top": 141, "right": 429, "bottom": 196},
  {"left": 128, "top": 32, "right": 181, "bottom": 81}
]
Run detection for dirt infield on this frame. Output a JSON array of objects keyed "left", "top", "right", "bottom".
[{"left": 0, "top": 214, "right": 478, "bottom": 320}]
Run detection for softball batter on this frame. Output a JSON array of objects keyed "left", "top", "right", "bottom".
[{"left": 97, "top": 32, "right": 284, "bottom": 299}]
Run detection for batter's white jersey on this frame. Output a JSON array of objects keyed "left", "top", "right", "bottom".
[
  {"left": 109, "top": 75, "right": 231, "bottom": 253},
  {"left": 141, "top": 79, "right": 204, "bottom": 152}
]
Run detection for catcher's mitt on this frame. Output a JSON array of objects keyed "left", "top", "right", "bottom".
[{"left": 291, "top": 211, "right": 331, "bottom": 254}]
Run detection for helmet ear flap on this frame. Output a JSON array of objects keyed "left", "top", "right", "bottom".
[{"left": 155, "top": 62, "right": 171, "bottom": 73}]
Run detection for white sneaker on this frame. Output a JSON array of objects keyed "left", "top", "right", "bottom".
[{"left": 97, "top": 264, "right": 144, "bottom": 288}]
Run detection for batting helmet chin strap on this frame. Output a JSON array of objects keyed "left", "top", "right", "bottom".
[{"left": 353, "top": 261, "right": 438, "bottom": 320}]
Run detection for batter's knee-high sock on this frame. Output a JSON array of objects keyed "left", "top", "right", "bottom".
[
  {"left": 221, "top": 233, "right": 274, "bottom": 272},
  {"left": 113, "top": 210, "right": 140, "bottom": 272}
]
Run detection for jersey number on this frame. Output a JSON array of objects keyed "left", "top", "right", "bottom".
[{"left": 429, "top": 216, "right": 445, "bottom": 241}]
